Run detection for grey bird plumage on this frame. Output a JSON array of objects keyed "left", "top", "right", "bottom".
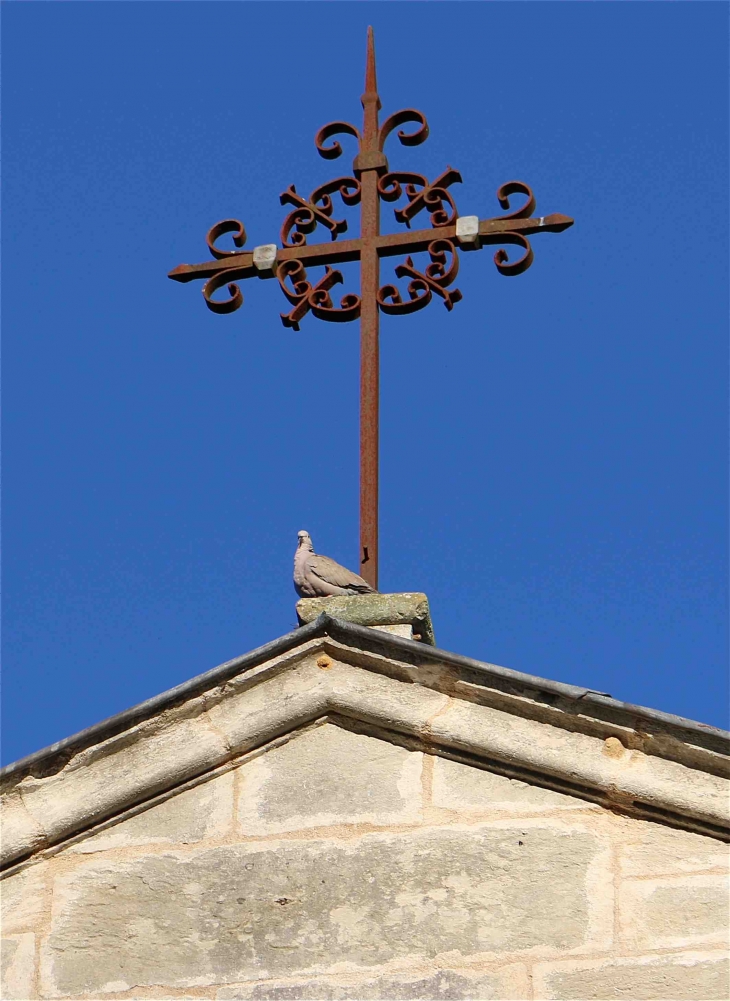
[{"left": 293, "top": 531, "right": 377, "bottom": 598}]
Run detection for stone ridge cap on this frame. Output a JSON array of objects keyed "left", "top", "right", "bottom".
[{"left": 2, "top": 613, "right": 728, "bottom": 784}]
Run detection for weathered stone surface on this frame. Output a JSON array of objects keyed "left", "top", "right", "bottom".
[
  {"left": 237, "top": 724, "right": 422, "bottom": 834},
  {"left": 425, "top": 696, "right": 730, "bottom": 830},
  {"left": 619, "top": 874, "right": 730, "bottom": 951},
  {"left": 67, "top": 769, "right": 235, "bottom": 853},
  {"left": 296, "top": 593, "right": 435, "bottom": 645},
  {"left": 1, "top": 932, "right": 36, "bottom": 1000},
  {"left": 534, "top": 950, "right": 730, "bottom": 1000},
  {"left": 217, "top": 964, "right": 530, "bottom": 999},
  {"left": 0, "top": 653, "right": 329, "bottom": 868},
  {"left": 43, "top": 824, "right": 602, "bottom": 994},
  {"left": 0, "top": 790, "right": 46, "bottom": 867},
  {"left": 17, "top": 707, "right": 227, "bottom": 853},
  {"left": 373, "top": 623, "right": 413, "bottom": 639},
  {"left": 617, "top": 817, "right": 730, "bottom": 878},
  {"left": 326, "top": 660, "right": 450, "bottom": 739},
  {"left": 0, "top": 863, "right": 48, "bottom": 934},
  {"left": 4, "top": 627, "right": 728, "bottom": 1001},
  {"left": 205, "top": 655, "right": 328, "bottom": 755},
  {"left": 3, "top": 642, "right": 728, "bottom": 868},
  {"left": 432, "top": 756, "right": 599, "bottom": 814}
]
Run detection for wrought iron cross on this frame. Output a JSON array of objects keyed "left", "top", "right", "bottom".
[{"left": 168, "top": 27, "right": 573, "bottom": 590}]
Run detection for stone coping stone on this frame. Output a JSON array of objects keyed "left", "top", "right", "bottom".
[{"left": 296, "top": 593, "right": 435, "bottom": 645}]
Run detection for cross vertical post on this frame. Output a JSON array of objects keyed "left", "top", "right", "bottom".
[
  {"left": 167, "top": 27, "right": 574, "bottom": 591},
  {"left": 358, "top": 27, "right": 381, "bottom": 589}
]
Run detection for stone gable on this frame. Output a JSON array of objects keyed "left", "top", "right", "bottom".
[{"left": 2, "top": 611, "right": 729, "bottom": 999}]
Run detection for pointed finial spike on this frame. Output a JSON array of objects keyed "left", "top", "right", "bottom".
[{"left": 365, "top": 26, "right": 377, "bottom": 94}]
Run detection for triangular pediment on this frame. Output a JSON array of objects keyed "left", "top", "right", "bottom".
[
  {"left": 58, "top": 719, "right": 619, "bottom": 857},
  {"left": 2, "top": 616, "right": 729, "bottom": 874}
]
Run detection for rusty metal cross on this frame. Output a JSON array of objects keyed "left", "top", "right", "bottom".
[{"left": 168, "top": 27, "right": 573, "bottom": 590}]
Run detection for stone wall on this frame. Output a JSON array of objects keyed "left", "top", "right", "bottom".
[{"left": 2, "top": 722, "right": 728, "bottom": 1000}]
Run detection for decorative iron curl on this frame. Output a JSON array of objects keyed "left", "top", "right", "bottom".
[
  {"left": 479, "top": 181, "right": 538, "bottom": 276},
  {"left": 378, "top": 239, "right": 462, "bottom": 315},
  {"left": 206, "top": 219, "right": 247, "bottom": 259},
  {"left": 491, "top": 233, "right": 534, "bottom": 276},
  {"left": 315, "top": 121, "right": 360, "bottom": 160},
  {"left": 202, "top": 267, "right": 249, "bottom": 314},
  {"left": 312, "top": 176, "right": 362, "bottom": 211},
  {"left": 378, "top": 109, "right": 429, "bottom": 152},
  {"left": 379, "top": 167, "right": 461, "bottom": 229},
  {"left": 278, "top": 260, "right": 360, "bottom": 330},
  {"left": 311, "top": 286, "right": 361, "bottom": 324},
  {"left": 280, "top": 177, "right": 361, "bottom": 249},
  {"left": 496, "top": 181, "right": 536, "bottom": 220}
]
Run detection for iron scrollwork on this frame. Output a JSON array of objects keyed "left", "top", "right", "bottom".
[
  {"left": 378, "top": 240, "right": 462, "bottom": 315},
  {"left": 378, "top": 167, "right": 462, "bottom": 229},
  {"left": 279, "top": 177, "right": 361, "bottom": 248},
  {"left": 275, "top": 165, "right": 362, "bottom": 321},
  {"left": 378, "top": 109, "right": 430, "bottom": 151},
  {"left": 278, "top": 260, "right": 361, "bottom": 330},
  {"left": 315, "top": 121, "right": 361, "bottom": 160},
  {"left": 202, "top": 219, "right": 249, "bottom": 313},
  {"left": 168, "top": 44, "right": 572, "bottom": 325},
  {"left": 374, "top": 108, "right": 465, "bottom": 317},
  {"left": 488, "top": 181, "right": 536, "bottom": 276}
]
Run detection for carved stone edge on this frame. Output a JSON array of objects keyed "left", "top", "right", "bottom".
[{"left": 2, "top": 643, "right": 728, "bottom": 873}]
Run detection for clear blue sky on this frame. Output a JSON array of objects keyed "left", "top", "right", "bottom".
[{"left": 3, "top": 1, "right": 727, "bottom": 764}]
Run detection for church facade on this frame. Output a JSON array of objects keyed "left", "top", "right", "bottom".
[{"left": 2, "top": 594, "right": 728, "bottom": 1000}]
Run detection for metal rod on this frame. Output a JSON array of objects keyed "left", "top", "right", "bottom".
[
  {"left": 358, "top": 27, "right": 381, "bottom": 589},
  {"left": 359, "top": 169, "right": 379, "bottom": 589}
]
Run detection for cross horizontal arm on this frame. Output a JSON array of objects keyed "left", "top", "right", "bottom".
[
  {"left": 168, "top": 238, "right": 363, "bottom": 283},
  {"left": 167, "top": 213, "right": 573, "bottom": 284},
  {"left": 168, "top": 257, "right": 257, "bottom": 283},
  {"left": 480, "top": 212, "right": 573, "bottom": 237},
  {"left": 376, "top": 212, "right": 573, "bottom": 257}
]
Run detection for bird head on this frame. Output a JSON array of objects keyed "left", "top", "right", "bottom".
[{"left": 297, "top": 530, "right": 313, "bottom": 549}]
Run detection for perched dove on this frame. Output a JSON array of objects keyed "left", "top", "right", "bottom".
[{"left": 293, "top": 530, "right": 377, "bottom": 598}]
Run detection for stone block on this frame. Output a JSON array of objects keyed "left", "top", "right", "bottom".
[
  {"left": 455, "top": 215, "right": 480, "bottom": 246},
  {"left": 373, "top": 624, "right": 413, "bottom": 639},
  {"left": 17, "top": 708, "right": 228, "bottom": 851},
  {"left": 534, "top": 950, "right": 730, "bottom": 1000},
  {"left": 619, "top": 874, "right": 730, "bottom": 951},
  {"left": 66, "top": 769, "right": 235, "bottom": 853},
  {"left": 0, "top": 863, "right": 48, "bottom": 934},
  {"left": 432, "top": 756, "right": 600, "bottom": 814},
  {"left": 0, "top": 790, "right": 46, "bottom": 868},
  {"left": 43, "top": 823, "right": 603, "bottom": 995},
  {"left": 327, "top": 660, "right": 449, "bottom": 738},
  {"left": 236, "top": 723, "right": 422, "bottom": 835},
  {"left": 1, "top": 932, "right": 36, "bottom": 1001},
  {"left": 616, "top": 817, "right": 730, "bottom": 878},
  {"left": 296, "top": 592, "right": 435, "bottom": 645},
  {"left": 253, "top": 244, "right": 277, "bottom": 271},
  {"left": 217, "top": 964, "right": 531, "bottom": 999},
  {"left": 424, "top": 697, "right": 730, "bottom": 831},
  {"left": 205, "top": 656, "right": 328, "bottom": 755}
]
